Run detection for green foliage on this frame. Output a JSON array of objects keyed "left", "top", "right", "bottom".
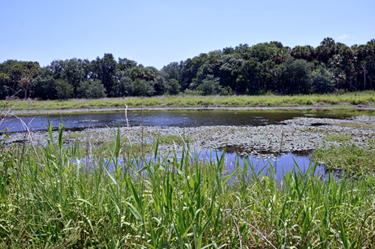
[
  {"left": 31, "top": 73, "right": 57, "bottom": 99},
  {"left": 152, "top": 76, "right": 166, "bottom": 95},
  {"left": 167, "top": 79, "right": 181, "bottom": 95},
  {"left": 198, "top": 78, "right": 221, "bottom": 95},
  {"left": 91, "top": 53, "right": 117, "bottom": 97},
  {"left": 55, "top": 79, "right": 74, "bottom": 100},
  {"left": 311, "top": 67, "right": 336, "bottom": 93},
  {"left": 0, "top": 132, "right": 17, "bottom": 191},
  {"left": 1, "top": 37, "right": 375, "bottom": 100},
  {"left": 0, "top": 73, "right": 10, "bottom": 99},
  {"left": 126, "top": 79, "right": 155, "bottom": 97},
  {"left": 77, "top": 79, "right": 107, "bottom": 99},
  {"left": 219, "top": 85, "right": 232, "bottom": 96},
  {"left": 276, "top": 58, "right": 313, "bottom": 94},
  {"left": 323, "top": 134, "right": 352, "bottom": 142},
  {"left": 313, "top": 143, "right": 375, "bottom": 173},
  {"left": 3, "top": 91, "right": 375, "bottom": 111}
]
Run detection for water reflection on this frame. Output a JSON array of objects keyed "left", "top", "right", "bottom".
[
  {"left": 90, "top": 149, "right": 327, "bottom": 181},
  {"left": 198, "top": 150, "right": 327, "bottom": 180}
]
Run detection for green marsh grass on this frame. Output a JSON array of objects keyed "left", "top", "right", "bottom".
[
  {"left": 0, "top": 124, "right": 375, "bottom": 247},
  {"left": 323, "top": 134, "right": 353, "bottom": 142},
  {"left": 3, "top": 91, "right": 375, "bottom": 112},
  {"left": 313, "top": 141, "right": 375, "bottom": 174}
]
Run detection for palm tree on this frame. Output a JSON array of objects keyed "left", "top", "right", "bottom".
[
  {"left": 339, "top": 45, "right": 356, "bottom": 90},
  {"left": 317, "top": 38, "right": 336, "bottom": 64}
]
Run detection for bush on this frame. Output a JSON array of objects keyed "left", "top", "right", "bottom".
[
  {"left": 219, "top": 86, "right": 232, "bottom": 96},
  {"left": 77, "top": 80, "right": 107, "bottom": 99},
  {"left": 153, "top": 76, "right": 166, "bottom": 95},
  {"left": 311, "top": 67, "right": 335, "bottom": 93},
  {"left": 31, "top": 75, "right": 57, "bottom": 100},
  {"left": 55, "top": 79, "right": 73, "bottom": 100},
  {"left": 197, "top": 79, "right": 221, "bottom": 95},
  {"left": 127, "top": 79, "right": 155, "bottom": 97},
  {"left": 167, "top": 79, "right": 181, "bottom": 95}
]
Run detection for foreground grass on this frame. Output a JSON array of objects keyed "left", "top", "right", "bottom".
[
  {"left": 2, "top": 91, "right": 375, "bottom": 112},
  {"left": 1, "top": 127, "right": 375, "bottom": 248}
]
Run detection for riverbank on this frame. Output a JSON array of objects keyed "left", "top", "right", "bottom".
[
  {"left": 2, "top": 91, "right": 375, "bottom": 116},
  {"left": 5, "top": 105, "right": 375, "bottom": 116}
]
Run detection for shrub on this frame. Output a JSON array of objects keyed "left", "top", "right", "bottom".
[
  {"left": 55, "top": 79, "right": 73, "bottom": 100},
  {"left": 126, "top": 79, "right": 155, "bottom": 97},
  {"left": 311, "top": 67, "right": 335, "bottom": 93},
  {"left": 77, "top": 80, "right": 107, "bottom": 99},
  {"left": 167, "top": 79, "right": 181, "bottom": 95}
]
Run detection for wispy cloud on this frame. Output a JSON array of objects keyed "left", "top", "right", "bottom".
[{"left": 338, "top": 34, "right": 354, "bottom": 39}]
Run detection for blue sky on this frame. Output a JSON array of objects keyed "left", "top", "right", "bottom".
[{"left": 1, "top": 0, "right": 374, "bottom": 69}]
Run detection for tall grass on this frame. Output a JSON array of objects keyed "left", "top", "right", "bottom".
[
  {"left": 0, "top": 125, "right": 375, "bottom": 248},
  {"left": 3, "top": 90, "right": 375, "bottom": 112}
]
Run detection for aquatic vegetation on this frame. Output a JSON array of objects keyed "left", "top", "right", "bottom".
[
  {"left": 313, "top": 141, "right": 375, "bottom": 174},
  {"left": 0, "top": 125, "right": 375, "bottom": 247},
  {"left": 157, "top": 134, "right": 191, "bottom": 145},
  {"left": 323, "top": 134, "right": 352, "bottom": 142}
]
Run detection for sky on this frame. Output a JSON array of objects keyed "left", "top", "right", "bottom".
[{"left": 1, "top": 0, "right": 374, "bottom": 69}]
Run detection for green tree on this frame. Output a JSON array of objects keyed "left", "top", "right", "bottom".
[
  {"left": 233, "top": 58, "right": 261, "bottom": 93},
  {"left": 125, "top": 79, "right": 155, "bottom": 96},
  {"left": 55, "top": 79, "right": 74, "bottom": 100},
  {"left": 31, "top": 73, "right": 57, "bottom": 100},
  {"left": 0, "top": 73, "right": 10, "bottom": 99},
  {"left": 276, "top": 58, "right": 312, "bottom": 94},
  {"left": 153, "top": 76, "right": 166, "bottom": 95},
  {"left": 167, "top": 79, "right": 181, "bottom": 95},
  {"left": 91, "top": 54, "right": 117, "bottom": 97},
  {"left": 77, "top": 80, "right": 107, "bottom": 99},
  {"left": 198, "top": 77, "right": 221, "bottom": 95},
  {"left": 311, "top": 67, "right": 335, "bottom": 93}
]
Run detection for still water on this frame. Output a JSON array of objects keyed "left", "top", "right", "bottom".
[
  {"left": 0, "top": 109, "right": 363, "bottom": 133},
  {"left": 99, "top": 150, "right": 328, "bottom": 181}
]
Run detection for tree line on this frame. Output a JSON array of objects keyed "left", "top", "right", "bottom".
[{"left": 0, "top": 37, "right": 374, "bottom": 100}]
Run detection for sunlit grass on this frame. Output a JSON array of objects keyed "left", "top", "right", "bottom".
[
  {"left": 313, "top": 141, "right": 375, "bottom": 174},
  {"left": 1, "top": 124, "right": 375, "bottom": 247},
  {"left": 2, "top": 90, "right": 375, "bottom": 112},
  {"left": 323, "top": 134, "right": 352, "bottom": 142}
]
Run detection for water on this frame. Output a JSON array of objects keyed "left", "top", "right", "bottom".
[
  {"left": 0, "top": 110, "right": 362, "bottom": 133},
  {"left": 91, "top": 149, "right": 327, "bottom": 181},
  {"left": 1, "top": 109, "right": 365, "bottom": 177},
  {"left": 211, "top": 151, "right": 327, "bottom": 180}
]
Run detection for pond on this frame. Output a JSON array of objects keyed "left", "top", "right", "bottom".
[
  {"left": 96, "top": 149, "right": 328, "bottom": 181},
  {"left": 0, "top": 109, "right": 365, "bottom": 133}
]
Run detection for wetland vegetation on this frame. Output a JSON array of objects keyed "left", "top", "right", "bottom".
[
  {"left": 1, "top": 107, "right": 375, "bottom": 247},
  {"left": 1, "top": 124, "right": 375, "bottom": 248},
  {"left": 2, "top": 91, "right": 375, "bottom": 113}
]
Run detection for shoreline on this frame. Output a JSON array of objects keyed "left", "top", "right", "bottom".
[
  {"left": 6, "top": 105, "right": 375, "bottom": 116},
  {"left": 7, "top": 116, "right": 375, "bottom": 159}
]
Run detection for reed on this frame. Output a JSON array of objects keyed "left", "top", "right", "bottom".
[
  {"left": 0, "top": 124, "right": 375, "bottom": 248},
  {"left": 3, "top": 90, "right": 375, "bottom": 113}
]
